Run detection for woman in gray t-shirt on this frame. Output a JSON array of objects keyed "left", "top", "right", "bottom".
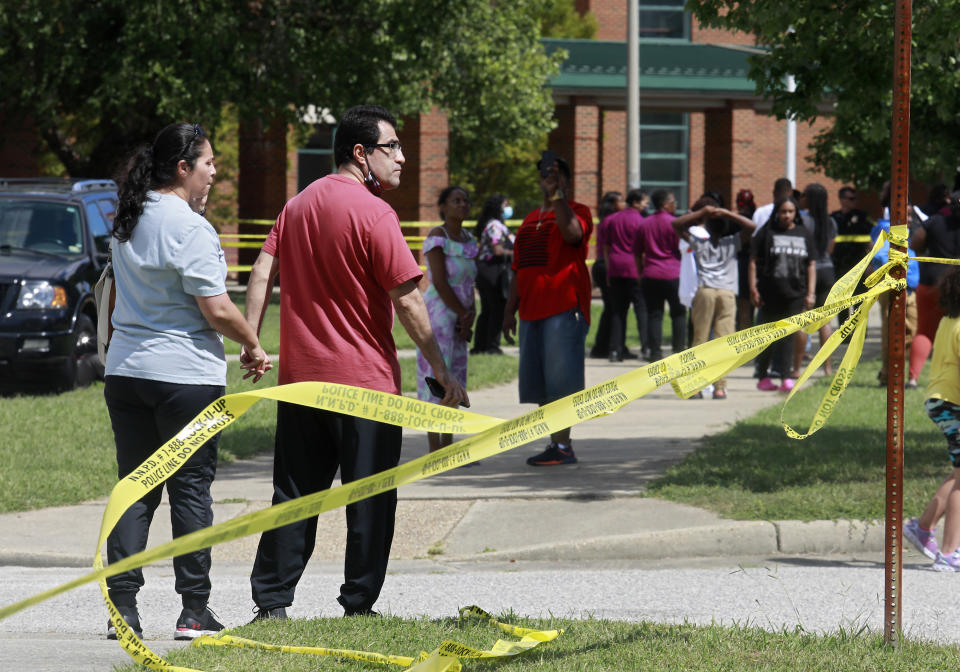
[{"left": 103, "top": 123, "right": 269, "bottom": 642}]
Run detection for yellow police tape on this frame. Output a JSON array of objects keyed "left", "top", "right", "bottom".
[
  {"left": 0, "top": 224, "right": 927, "bottom": 670},
  {"left": 188, "top": 606, "right": 559, "bottom": 672}
]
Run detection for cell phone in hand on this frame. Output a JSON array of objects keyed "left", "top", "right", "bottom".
[
  {"left": 539, "top": 150, "right": 557, "bottom": 177},
  {"left": 424, "top": 376, "right": 468, "bottom": 407}
]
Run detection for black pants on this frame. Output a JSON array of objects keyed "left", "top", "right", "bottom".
[
  {"left": 590, "top": 259, "right": 612, "bottom": 357},
  {"left": 473, "top": 260, "right": 507, "bottom": 352},
  {"left": 250, "top": 402, "right": 402, "bottom": 614},
  {"left": 755, "top": 296, "right": 804, "bottom": 378},
  {"left": 104, "top": 375, "right": 223, "bottom": 608},
  {"left": 641, "top": 276, "right": 686, "bottom": 357},
  {"left": 608, "top": 276, "right": 643, "bottom": 356}
]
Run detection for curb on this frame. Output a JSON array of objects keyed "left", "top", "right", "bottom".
[{"left": 444, "top": 519, "right": 888, "bottom": 563}]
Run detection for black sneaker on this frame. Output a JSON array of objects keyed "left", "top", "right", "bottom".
[
  {"left": 174, "top": 605, "right": 224, "bottom": 640},
  {"left": 526, "top": 442, "right": 577, "bottom": 466},
  {"left": 106, "top": 604, "right": 143, "bottom": 640},
  {"left": 343, "top": 608, "right": 380, "bottom": 617},
  {"left": 248, "top": 605, "right": 288, "bottom": 624}
]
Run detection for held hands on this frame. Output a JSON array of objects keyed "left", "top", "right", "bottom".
[{"left": 240, "top": 344, "right": 273, "bottom": 382}]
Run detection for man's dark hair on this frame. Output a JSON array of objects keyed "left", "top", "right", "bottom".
[
  {"left": 939, "top": 268, "right": 960, "bottom": 318},
  {"left": 773, "top": 177, "right": 793, "bottom": 199},
  {"left": 536, "top": 155, "right": 571, "bottom": 181},
  {"left": 838, "top": 185, "right": 857, "bottom": 200},
  {"left": 626, "top": 188, "right": 647, "bottom": 206},
  {"left": 333, "top": 105, "right": 397, "bottom": 167},
  {"left": 651, "top": 189, "right": 673, "bottom": 211}
]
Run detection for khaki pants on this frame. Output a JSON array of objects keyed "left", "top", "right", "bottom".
[
  {"left": 877, "top": 290, "right": 917, "bottom": 381},
  {"left": 691, "top": 287, "right": 736, "bottom": 391}
]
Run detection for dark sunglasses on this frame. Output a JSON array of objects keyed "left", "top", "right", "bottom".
[{"left": 178, "top": 124, "right": 205, "bottom": 162}]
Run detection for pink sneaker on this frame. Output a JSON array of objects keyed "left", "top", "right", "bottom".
[
  {"left": 757, "top": 377, "right": 778, "bottom": 391},
  {"left": 779, "top": 378, "right": 795, "bottom": 392}
]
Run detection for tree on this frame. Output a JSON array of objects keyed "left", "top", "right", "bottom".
[
  {"left": 449, "top": 0, "right": 597, "bottom": 211},
  {"left": 0, "top": 1, "right": 563, "bottom": 181},
  {"left": 690, "top": 1, "right": 960, "bottom": 188}
]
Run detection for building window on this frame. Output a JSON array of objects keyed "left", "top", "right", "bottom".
[
  {"left": 639, "top": 1, "right": 689, "bottom": 41},
  {"left": 640, "top": 111, "right": 688, "bottom": 209}
]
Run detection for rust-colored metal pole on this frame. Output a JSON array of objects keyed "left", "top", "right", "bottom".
[{"left": 884, "top": 0, "right": 912, "bottom": 647}]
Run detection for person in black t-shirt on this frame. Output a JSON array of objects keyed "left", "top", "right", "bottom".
[
  {"left": 910, "top": 194, "right": 960, "bottom": 386},
  {"left": 749, "top": 195, "right": 816, "bottom": 393},
  {"left": 830, "top": 186, "right": 873, "bottom": 326}
]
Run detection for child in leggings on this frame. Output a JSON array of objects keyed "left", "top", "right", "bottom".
[
  {"left": 904, "top": 268, "right": 960, "bottom": 571},
  {"left": 749, "top": 195, "right": 816, "bottom": 392}
]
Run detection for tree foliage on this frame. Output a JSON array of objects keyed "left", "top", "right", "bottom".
[
  {"left": 689, "top": 1, "right": 960, "bottom": 188},
  {"left": 0, "top": 1, "right": 563, "bottom": 180},
  {"left": 450, "top": 0, "right": 597, "bottom": 212}
]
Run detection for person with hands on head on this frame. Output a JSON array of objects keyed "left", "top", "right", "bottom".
[
  {"left": 104, "top": 122, "right": 270, "bottom": 642},
  {"left": 503, "top": 153, "right": 593, "bottom": 466},
  {"left": 673, "top": 195, "right": 757, "bottom": 398},
  {"left": 417, "top": 186, "right": 478, "bottom": 454},
  {"left": 245, "top": 105, "right": 465, "bottom": 623},
  {"left": 749, "top": 195, "right": 816, "bottom": 393}
]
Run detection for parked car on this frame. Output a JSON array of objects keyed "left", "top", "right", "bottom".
[{"left": 0, "top": 178, "right": 117, "bottom": 391}]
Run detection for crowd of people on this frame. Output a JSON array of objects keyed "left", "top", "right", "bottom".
[{"left": 101, "top": 105, "right": 960, "bottom": 640}]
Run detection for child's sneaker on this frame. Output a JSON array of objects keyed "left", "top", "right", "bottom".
[
  {"left": 932, "top": 551, "right": 960, "bottom": 572},
  {"left": 778, "top": 378, "right": 795, "bottom": 392},
  {"left": 903, "top": 518, "right": 939, "bottom": 560},
  {"left": 757, "top": 377, "right": 778, "bottom": 391}
]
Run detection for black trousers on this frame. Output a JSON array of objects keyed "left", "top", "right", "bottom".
[
  {"left": 590, "top": 259, "right": 612, "bottom": 357},
  {"left": 473, "top": 260, "right": 507, "bottom": 352},
  {"left": 755, "top": 296, "right": 804, "bottom": 378},
  {"left": 104, "top": 375, "right": 223, "bottom": 608},
  {"left": 640, "top": 276, "right": 686, "bottom": 357},
  {"left": 250, "top": 401, "right": 402, "bottom": 614},
  {"left": 607, "top": 276, "right": 647, "bottom": 356}
]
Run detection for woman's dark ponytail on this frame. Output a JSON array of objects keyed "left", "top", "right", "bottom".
[
  {"left": 112, "top": 122, "right": 207, "bottom": 243},
  {"left": 113, "top": 146, "right": 154, "bottom": 242}
]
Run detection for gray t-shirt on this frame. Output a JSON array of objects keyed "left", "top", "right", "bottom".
[
  {"left": 106, "top": 191, "right": 227, "bottom": 385},
  {"left": 800, "top": 213, "right": 837, "bottom": 268},
  {"left": 688, "top": 233, "right": 741, "bottom": 293}
]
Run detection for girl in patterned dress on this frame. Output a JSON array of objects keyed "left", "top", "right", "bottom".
[{"left": 417, "top": 186, "right": 479, "bottom": 453}]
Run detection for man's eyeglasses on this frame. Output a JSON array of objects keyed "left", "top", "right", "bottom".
[{"left": 366, "top": 141, "right": 403, "bottom": 156}]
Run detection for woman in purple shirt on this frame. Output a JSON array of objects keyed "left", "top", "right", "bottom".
[{"left": 633, "top": 189, "right": 685, "bottom": 361}]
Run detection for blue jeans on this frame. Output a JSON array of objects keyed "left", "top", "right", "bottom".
[{"left": 518, "top": 308, "right": 588, "bottom": 404}]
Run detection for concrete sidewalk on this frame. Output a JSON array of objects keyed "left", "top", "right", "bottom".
[{"left": 0, "top": 304, "right": 894, "bottom": 571}]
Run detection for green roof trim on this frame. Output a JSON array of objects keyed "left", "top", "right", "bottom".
[{"left": 543, "top": 38, "right": 758, "bottom": 93}]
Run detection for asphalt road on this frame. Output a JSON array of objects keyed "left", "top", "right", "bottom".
[{"left": 0, "top": 551, "right": 954, "bottom": 672}]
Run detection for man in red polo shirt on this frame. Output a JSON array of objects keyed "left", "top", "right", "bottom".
[
  {"left": 503, "top": 154, "right": 593, "bottom": 466},
  {"left": 242, "top": 105, "right": 466, "bottom": 619}
]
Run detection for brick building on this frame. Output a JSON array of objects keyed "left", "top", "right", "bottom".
[{"left": 285, "top": 0, "right": 848, "bottom": 221}]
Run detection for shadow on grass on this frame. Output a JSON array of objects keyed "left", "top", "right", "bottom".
[{"left": 649, "top": 426, "right": 944, "bottom": 493}]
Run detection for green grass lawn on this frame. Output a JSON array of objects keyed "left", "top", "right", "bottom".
[
  {"left": 116, "top": 611, "right": 960, "bottom": 672},
  {"left": 226, "top": 292, "right": 663, "bottom": 355},
  {"left": 0, "top": 354, "right": 517, "bottom": 513},
  {"left": 647, "top": 356, "right": 945, "bottom": 521}
]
